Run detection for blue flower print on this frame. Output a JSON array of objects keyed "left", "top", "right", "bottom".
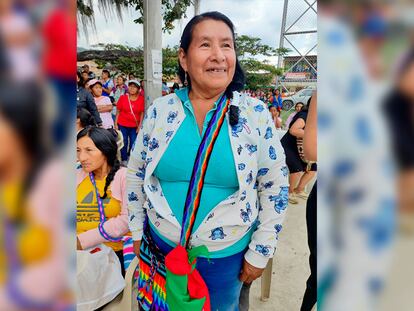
[
  {"left": 150, "top": 107, "right": 157, "bottom": 119},
  {"left": 261, "top": 181, "right": 274, "bottom": 189},
  {"left": 209, "top": 227, "right": 227, "bottom": 240},
  {"left": 238, "top": 163, "right": 246, "bottom": 170},
  {"left": 148, "top": 138, "right": 159, "bottom": 151},
  {"left": 147, "top": 200, "right": 154, "bottom": 209},
  {"left": 245, "top": 144, "right": 257, "bottom": 155},
  {"left": 155, "top": 212, "right": 164, "bottom": 219},
  {"left": 269, "top": 186, "right": 289, "bottom": 213},
  {"left": 281, "top": 166, "right": 289, "bottom": 177},
  {"left": 168, "top": 98, "right": 174, "bottom": 105},
  {"left": 246, "top": 202, "right": 252, "bottom": 214},
  {"left": 240, "top": 190, "right": 247, "bottom": 201},
  {"left": 253, "top": 181, "right": 259, "bottom": 190},
  {"left": 143, "top": 134, "right": 150, "bottom": 147},
  {"left": 141, "top": 151, "right": 147, "bottom": 161},
  {"left": 128, "top": 192, "right": 138, "bottom": 202},
  {"left": 232, "top": 117, "right": 251, "bottom": 137},
  {"left": 256, "top": 128, "right": 261, "bottom": 136},
  {"left": 255, "top": 244, "right": 271, "bottom": 257},
  {"left": 167, "top": 111, "right": 178, "bottom": 123},
  {"left": 240, "top": 202, "right": 252, "bottom": 223},
  {"left": 136, "top": 164, "right": 146, "bottom": 180},
  {"left": 166, "top": 131, "right": 174, "bottom": 143},
  {"left": 257, "top": 168, "right": 269, "bottom": 177},
  {"left": 147, "top": 184, "right": 158, "bottom": 192},
  {"left": 269, "top": 146, "right": 277, "bottom": 160},
  {"left": 206, "top": 213, "right": 214, "bottom": 222},
  {"left": 254, "top": 104, "right": 264, "bottom": 112},
  {"left": 240, "top": 209, "right": 250, "bottom": 222},
  {"left": 246, "top": 171, "right": 253, "bottom": 184},
  {"left": 130, "top": 215, "right": 135, "bottom": 222},
  {"left": 275, "top": 224, "right": 282, "bottom": 239},
  {"left": 264, "top": 127, "right": 273, "bottom": 140},
  {"left": 237, "top": 145, "right": 243, "bottom": 155}
]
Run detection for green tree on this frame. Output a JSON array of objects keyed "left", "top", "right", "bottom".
[
  {"left": 77, "top": 0, "right": 192, "bottom": 35},
  {"left": 234, "top": 35, "right": 288, "bottom": 90}
]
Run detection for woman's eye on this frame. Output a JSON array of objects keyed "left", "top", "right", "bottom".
[
  {"left": 201, "top": 42, "right": 209, "bottom": 47},
  {"left": 223, "top": 43, "right": 232, "bottom": 48}
]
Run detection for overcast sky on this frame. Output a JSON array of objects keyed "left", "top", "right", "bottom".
[{"left": 77, "top": 0, "right": 317, "bottom": 65}]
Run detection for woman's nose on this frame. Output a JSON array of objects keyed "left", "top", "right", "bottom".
[{"left": 210, "top": 44, "right": 225, "bottom": 62}]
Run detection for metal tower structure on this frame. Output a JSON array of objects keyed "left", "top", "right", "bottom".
[{"left": 277, "top": 0, "right": 317, "bottom": 96}]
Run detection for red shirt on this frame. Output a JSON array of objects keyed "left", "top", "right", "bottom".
[
  {"left": 117, "top": 94, "right": 145, "bottom": 128},
  {"left": 42, "top": 9, "right": 77, "bottom": 78}
]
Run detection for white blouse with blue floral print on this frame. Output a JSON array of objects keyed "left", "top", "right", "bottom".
[{"left": 126, "top": 91, "right": 289, "bottom": 268}]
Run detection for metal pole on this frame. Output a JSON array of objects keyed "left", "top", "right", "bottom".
[
  {"left": 278, "top": 0, "right": 289, "bottom": 69},
  {"left": 194, "top": 0, "right": 200, "bottom": 16},
  {"left": 143, "top": 0, "right": 162, "bottom": 109}
]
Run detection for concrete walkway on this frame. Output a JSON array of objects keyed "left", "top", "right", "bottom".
[{"left": 250, "top": 197, "right": 310, "bottom": 311}]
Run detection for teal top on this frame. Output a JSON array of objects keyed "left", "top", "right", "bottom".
[{"left": 152, "top": 88, "right": 253, "bottom": 258}]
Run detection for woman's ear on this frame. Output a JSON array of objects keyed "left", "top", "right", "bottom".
[{"left": 178, "top": 48, "right": 188, "bottom": 72}]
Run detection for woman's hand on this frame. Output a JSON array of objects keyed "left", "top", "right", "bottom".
[
  {"left": 77, "top": 237, "right": 83, "bottom": 250},
  {"left": 133, "top": 240, "right": 141, "bottom": 257},
  {"left": 239, "top": 259, "right": 265, "bottom": 283}
]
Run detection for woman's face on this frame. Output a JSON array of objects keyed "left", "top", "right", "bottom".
[
  {"left": 117, "top": 77, "right": 124, "bottom": 86},
  {"left": 77, "top": 136, "right": 106, "bottom": 173},
  {"left": 91, "top": 84, "right": 103, "bottom": 97},
  {"left": 128, "top": 84, "right": 139, "bottom": 96},
  {"left": 179, "top": 19, "right": 236, "bottom": 95},
  {"left": 82, "top": 72, "right": 89, "bottom": 81},
  {"left": 295, "top": 104, "right": 303, "bottom": 112}
]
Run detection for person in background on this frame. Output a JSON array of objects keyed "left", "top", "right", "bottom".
[
  {"left": 77, "top": 72, "right": 102, "bottom": 127},
  {"left": 269, "top": 104, "right": 282, "bottom": 129},
  {"left": 101, "top": 69, "right": 114, "bottom": 98},
  {"left": 76, "top": 107, "right": 96, "bottom": 133},
  {"left": 115, "top": 79, "right": 144, "bottom": 166},
  {"left": 162, "top": 79, "right": 170, "bottom": 96},
  {"left": 0, "top": 82, "right": 66, "bottom": 309},
  {"left": 87, "top": 79, "right": 113, "bottom": 129},
  {"left": 300, "top": 93, "right": 317, "bottom": 311},
  {"left": 81, "top": 70, "right": 90, "bottom": 85},
  {"left": 285, "top": 102, "right": 304, "bottom": 129},
  {"left": 128, "top": 73, "right": 135, "bottom": 81},
  {"left": 82, "top": 64, "right": 95, "bottom": 80},
  {"left": 76, "top": 126, "right": 129, "bottom": 275},
  {"left": 111, "top": 75, "right": 128, "bottom": 121},
  {"left": 281, "top": 98, "right": 316, "bottom": 204},
  {"left": 272, "top": 89, "right": 283, "bottom": 112},
  {"left": 139, "top": 79, "right": 145, "bottom": 98}
]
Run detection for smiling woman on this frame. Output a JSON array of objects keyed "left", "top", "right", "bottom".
[{"left": 127, "top": 11, "right": 289, "bottom": 311}]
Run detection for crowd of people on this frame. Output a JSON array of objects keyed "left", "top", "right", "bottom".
[{"left": 76, "top": 11, "right": 317, "bottom": 311}]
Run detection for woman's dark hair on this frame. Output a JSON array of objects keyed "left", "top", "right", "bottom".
[
  {"left": 0, "top": 82, "right": 47, "bottom": 212},
  {"left": 77, "top": 127, "right": 120, "bottom": 199},
  {"left": 295, "top": 102, "right": 304, "bottom": 110},
  {"left": 77, "top": 107, "right": 96, "bottom": 128},
  {"left": 102, "top": 69, "right": 111, "bottom": 78},
  {"left": 178, "top": 11, "right": 245, "bottom": 99}
]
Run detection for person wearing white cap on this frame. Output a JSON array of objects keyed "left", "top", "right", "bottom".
[{"left": 87, "top": 79, "right": 114, "bottom": 129}]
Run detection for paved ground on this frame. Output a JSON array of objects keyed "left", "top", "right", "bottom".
[{"left": 250, "top": 196, "right": 311, "bottom": 311}]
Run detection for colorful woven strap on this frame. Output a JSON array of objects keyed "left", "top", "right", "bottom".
[
  {"left": 89, "top": 172, "right": 122, "bottom": 242},
  {"left": 179, "top": 95, "right": 230, "bottom": 248}
]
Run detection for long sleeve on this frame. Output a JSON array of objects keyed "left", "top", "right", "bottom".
[
  {"left": 244, "top": 102, "right": 290, "bottom": 269},
  {"left": 126, "top": 107, "right": 154, "bottom": 241}
]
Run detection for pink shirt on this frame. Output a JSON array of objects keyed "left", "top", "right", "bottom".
[
  {"left": 94, "top": 96, "right": 114, "bottom": 129},
  {"left": 76, "top": 167, "right": 128, "bottom": 249}
]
